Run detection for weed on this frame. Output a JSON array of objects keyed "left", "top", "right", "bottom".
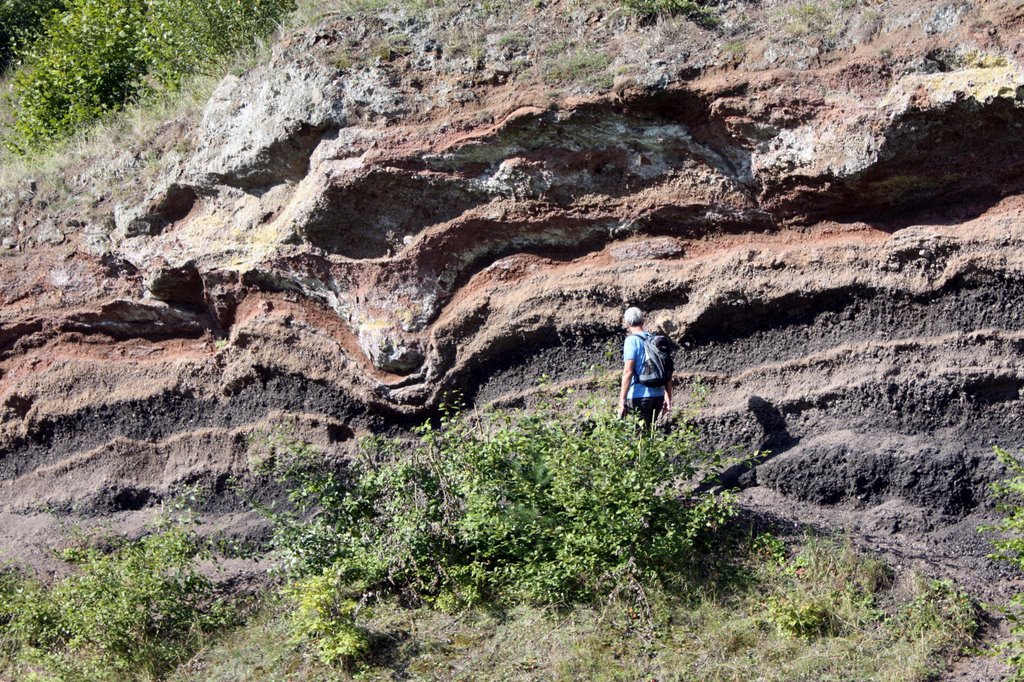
[
  {"left": 497, "top": 32, "right": 529, "bottom": 53},
  {"left": 721, "top": 39, "right": 746, "bottom": 60},
  {"left": 888, "top": 577, "right": 977, "bottom": 648},
  {"left": 783, "top": 2, "right": 832, "bottom": 37},
  {"left": 543, "top": 39, "right": 570, "bottom": 57},
  {"left": 620, "top": 0, "right": 716, "bottom": 25},
  {"left": 168, "top": 536, "right": 980, "bottom": 681},
  {"left": 543, "top": 48, "right": 611, "bottom": 88},
  {"left": 371, "top": 34, "right": 413, "bottom": 62},
  {"left": 767, "top": 591, "right": 839, "bottom": 638},
  {"left": 982, "top": 446, "right": 1024, "bottom": 678},
  {"left": 770, "top": 0, "right": 858, "bottom": 44},
  {"left": 765, "top": 537, "right": 891, "bottom": 639}
]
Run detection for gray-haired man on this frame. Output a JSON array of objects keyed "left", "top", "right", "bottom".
[{"left": 617, "top": 306, "right": 672, "bottom": 425}]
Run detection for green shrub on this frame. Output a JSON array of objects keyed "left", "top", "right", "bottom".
[
  {"left": 0, "top": 0, "right": 67, "bottom": 71},
  {"left": 766, "top": 592, "right": 838, "bottom": 639},
  {"left": 283, "top": 568, "right": 369, "bottom": 666},
  {"left": 10, "top": 0, "right": 150, "bottom": 149},
  {"left": 766, "top": 538, "right": 892, "bottom": 639},
  {"left": 759, "top": 535, "right": 978, "bottom": 681},
  {"left": 7, "top": 0, "right": 293, "bottom": 149},
  {"left": 0, "top": 568, "right": 28, "bottom": 664},
  {"left": 144, "top": 0, "right": 293, "bottom": 88},
  {"left": 987, "top": 447, "right": 1024, "bottom": 570},
  {"left": 2, "top": 521, "right": 231, "bottom": 681},
  {"left": 888, "top": 577, "right": 977, "bottom": 647},
  {"left": 254, "top": 397, "right": 736, "bottom": 659}
]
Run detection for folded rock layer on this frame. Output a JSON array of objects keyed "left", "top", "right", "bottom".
[{"left": 1, "top": 0, "right": 1022, "bottom": 577}]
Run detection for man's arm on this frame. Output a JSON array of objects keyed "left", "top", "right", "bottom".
[
  {"left": 618, "top": 359, "right": 635, "bottom": 417},
  {"left": 663, "top": 379, "right": 673, "bottom": 413}
]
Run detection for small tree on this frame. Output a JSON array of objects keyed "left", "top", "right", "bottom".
[{"left": 11, "top": 0, "right": 150, "bottom": 149}]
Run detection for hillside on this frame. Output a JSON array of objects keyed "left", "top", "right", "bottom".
[{"left": 1, "top": 0, "right": 1023, "bottom": 677}]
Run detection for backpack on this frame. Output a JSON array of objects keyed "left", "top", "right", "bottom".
[{"left": 634, "top": 333, "right": 674, "bottom": 388}]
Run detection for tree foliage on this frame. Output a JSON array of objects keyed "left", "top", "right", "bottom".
[
  {"left": 6, "top": 0, "right": 294, "bottom": 149},
  {"left": 0, "top": 0, "right": 66, "bottom": 72}
]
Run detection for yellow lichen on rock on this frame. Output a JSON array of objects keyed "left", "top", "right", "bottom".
[{"left": 882, "top": 63, "right": 1024, "bottom": 111}]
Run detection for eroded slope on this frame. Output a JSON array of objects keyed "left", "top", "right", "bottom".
[{"left": 1, "top": 0, "right": 1023, "bottom": 585}]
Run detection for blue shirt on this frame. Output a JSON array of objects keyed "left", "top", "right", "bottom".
[{"left": 623, "top": 333, "right": 665, "bottom": 400}]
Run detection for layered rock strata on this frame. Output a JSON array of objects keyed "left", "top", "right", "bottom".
[{"left": 1, "top": 0, "right": 1023, "bottom": 575}]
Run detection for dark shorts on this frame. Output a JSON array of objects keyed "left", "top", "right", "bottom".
[{"left": 625, "top": 396, "right": 664, "bottom": 426}]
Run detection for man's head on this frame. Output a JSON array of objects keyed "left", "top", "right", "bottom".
[{"left": 623, "top": 306, "right": 645, "bottom": 328}]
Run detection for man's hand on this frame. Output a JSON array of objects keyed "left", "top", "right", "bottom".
[
  {"left": 618, "top": 401, "right": 627, "bottom": 418},
  {"left": 663, "top": 395, "right": 672, "bottom": 413}
]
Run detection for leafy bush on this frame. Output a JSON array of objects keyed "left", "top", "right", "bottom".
[
  {"left": 889, "top": 576, "right": 977, "bottom": 648},
  {"left": 10, "top": 0, "right": 150, "bottom": 149},
  {"left": 0, "top": 0, "right": 66, "bottom": 71},
  {"left": 2, "top": 521, "right": 231, "bottom": 681},
  {"left": 283, "top": 568, "right": 369, "bottom": 665},
  {"left": 987, "top": 447, "right": 1024, "bottom": 568},
  {"left": 0, "top": 568, "right": 27, "bottom": 664},
  {"left": 766, "top": 592, "right": 839, "bottom": 639},
  {"left": 254, "top": 397, "right": 737, "bottom": 658},
  {"left": 7, "top": 0, "right": 294, "bottom": 149},
  {"left": 144, "top": 0, "right": 293, "bottom": 88}
]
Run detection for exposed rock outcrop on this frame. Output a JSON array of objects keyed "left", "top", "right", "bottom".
[{"left": 1, "top": 0, "right": 1023, "bottom": 588}]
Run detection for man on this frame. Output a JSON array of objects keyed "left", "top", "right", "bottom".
[{"left": 618, "top": 306, "right": 672, "bottom": 425}]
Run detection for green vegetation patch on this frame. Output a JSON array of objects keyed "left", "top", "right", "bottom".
[
  {"left": 0, "top": 0, "right": 66, "bottom": 71},
  {"left": 0, "top": 519, "right": 234, "bottom": 681},
  {"left": 241, "top": 397, "right": 981, "bottom": 676},
  {"left": 0, "top": 399, "right": 986, "bottom": 680},
  {"left": 6, "top": 0, "right": 294, "bottom": 150},
  {"left": 543, "top": 48, "right": 612, "bottom": 88},
  {"left": 252, "top": 396, "right": 737, "bottom": 660},
  {"left": 172, "top": 537, "right": 979, "bottom": 681},
  {"left": 620, "top": 0, "right": 716, "bottom": 24},
  {"left": 983, "top": 446, "right": 1024, "bottom": 679}
]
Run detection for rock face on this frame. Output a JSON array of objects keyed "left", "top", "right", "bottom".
[{"left": 1, "top": 0, "right": 1023, "bottom": 577}]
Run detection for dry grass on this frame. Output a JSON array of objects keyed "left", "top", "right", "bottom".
[{"left": 170, "top": 538, "right": 980, "bottom": 682}]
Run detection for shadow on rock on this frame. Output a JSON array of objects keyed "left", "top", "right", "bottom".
[{"left": 701, "top": 395, "right": 799, "bottom": 494}]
